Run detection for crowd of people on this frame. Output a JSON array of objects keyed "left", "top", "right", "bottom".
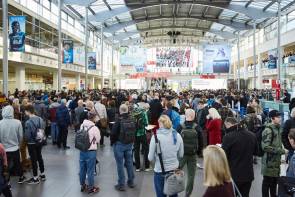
[{"left": 0, "top": 88, "right": 295, "bottom": 197}]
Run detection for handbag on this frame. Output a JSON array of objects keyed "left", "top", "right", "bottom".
[
  {"left": 154, "top": 134, "right": 185, "bottom": 196},
  {"left": 94, "top": 107, "right": 108, "bottom": 129},
  {"left": 231, "top": 179, "right": 242, "bottom": 197}
]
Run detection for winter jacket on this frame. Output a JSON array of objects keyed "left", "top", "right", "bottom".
[
  {"left": 206, "top": 119, "right": 222, "bottom": 145},
  {"left": 75, "top": 106, "right": 85, "bottom": 125},
  {"left": 148, "top": 127, "right": 184, "bottom": 173},
  {"left": 282, "top": 118, "right": 295, "bottom": 151},
  {"left": 163, "top": 109, "right": 180, "bottom": 131},
  {"left": 222, "top": 125, "right": 258, "bottom": 182},
  {"left": 243, "top": 113, "right": 262, "bottom": 134},
  {"left": 24, "top": 115, "right": 45, "bottom": 144},
  {"left": 149, "top": 99, "right": 163, "bottom": 123},
  {"left": 110, "top": 113, "right": 129, "bottom": 145},
  {"left": 261, "top": 123, "right": 285, "bottom": 177},
  {"left": 0, "top": 106, "right": 23, "bottom": 152},
  {"left": 196, "top": 107, "right": 208, "bottom": 131},
  {"left": 49, "top": 102, "right": 60, "bottom": 122},
  {"left": 287, "top": 150, "right": 295, "bottom": 178},
  {"left": 56, "top": 104, "right": 70, "bottom": 127},
  {"left": 107, "top": 107, "right": 117, "bottom": 123},
  {"left": 33, "top": 100, "right": 47, "bottom": 120},
  {"left": 80, "top": 120, "right": 101, "bottom": 150}
]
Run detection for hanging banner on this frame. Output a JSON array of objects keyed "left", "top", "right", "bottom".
[
  {"left": 87, "top": 52, "right": 96, "bottom": 70},
  {"left": 9, "top": 16, "right": 26, "bottom": 52},
  {"left": 120, "top": 46, "right": 147, "bottom": 72},
  {"left": 156, "top": 47, "right": 191, "bottom": 68},
  {"left": 203, "top": 45, "right": 231, "bottom": 73},
  {"left": 63, "top": 40, "right": 74, "bottom": 64},
  {"left": 268, "top": 50, "right": 277, "bottom": 69},
  {"left": 74, "top": 45, "right": 85, "bottom": 65}
]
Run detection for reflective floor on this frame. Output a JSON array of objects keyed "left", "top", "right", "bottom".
[{"left": 11, "top": 130, "right": 268, "bottom": 197}]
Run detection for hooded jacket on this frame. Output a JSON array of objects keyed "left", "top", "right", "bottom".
[
  {"left": 24, "top": 115, "right": 45, "bottom": 144},
  {"left": 0, "top": 106, "right": 23, "bottom": 152},
  {"left": 148, "top": 127, "right": 184, "bottom": 173},
  {"left": 80, "top": 120, "right": 101, "bottom": 150}
]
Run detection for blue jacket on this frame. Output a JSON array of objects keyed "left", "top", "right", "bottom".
[
  {"left": 56, "top": 104, "right": 70, "bottom": 127},
  {"left": 163, "top": 109, "right": 180, "bottom": 131},
  {"left": 287, "top": 151, "right": 295, "bottom": 178}
]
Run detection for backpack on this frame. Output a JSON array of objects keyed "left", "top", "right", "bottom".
[
  {"left": 30, "top": 118, "right": 46, "bottom": 145},
  {"left": 256, "top": 126, "right": 274, "bottom": 157},
  {"left": 118, "top": 117, "right": 137, "bottom": 144},
  {"left": 132, "top": 108, "right": 145, "bottom": 131},
  {"left": 181, "top": 124, "right": 198, "bottom": 155},
  {"left": 75, "top": 125, "right": 95, "bottom": 152}
]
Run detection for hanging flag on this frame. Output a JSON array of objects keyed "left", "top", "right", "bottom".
[
  {"left": 9, "top": 16, "right": 26, "bottom": 52},
  {"left": 87, "top": 52, "right": 96, "bottom": 70},
  {"left": 63, "top": 40, "right": 74, "bottom": 64}
]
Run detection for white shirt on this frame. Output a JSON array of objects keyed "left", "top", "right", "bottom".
[{"left": 94, "top": 102, "right": 107, "bottom": 120}]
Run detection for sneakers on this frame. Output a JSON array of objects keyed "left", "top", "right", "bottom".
[
  {"left": 114, "top": 184, "right": 126, "bottom": 191},
  {"left": 18, "top": 176, "right": 27, "bottom": 184},
  {"left": 127, "top": 182, "right": 136, "bottom": 188},
  {"left": 81, "top": 184, "right": 88, "bottom": 192},
  {"left": 39, "top": 174, "right": 46, "bottom": 181},
  {"left": 26, "top": 177, "right": 40, "bottom": 185},
  {"left": 88, "top": 186, "right": 100, "bottom": 194},
  {"left": 196, "top": 163, "right": 204, "bottom": 169},
  {"left": 135, "top": 169, "right": 141, "bottom": 172},
  {"left": 144, "top": 168, "right": 152, "bottom": 172}
]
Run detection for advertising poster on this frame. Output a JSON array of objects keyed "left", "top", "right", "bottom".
[
  {"left": 156, "top": 47, "right": 191, "bottom": 67},
  {"left": 9, "top": 16, "right": 26, "bottom": 52},
  {"left": 74, "top": 46, "right": 85, "bottom": 65},
  {"left": 203, "top": 45, "right": 231, "bottom": 73},
  {"left": 268, "top": 50, "right": 277, "bottom": 69},
  {"left": 87, "top": 52, "right": 96, "bottom": 70},
  {"left": 120, "top": 46, "right": 147, "bottom": 72},
  {"left": 63, "top": 40, "right": 74, "bottom": 64}
]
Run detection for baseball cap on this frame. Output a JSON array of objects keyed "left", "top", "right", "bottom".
[{"left": 269, "top": 110, "right": 281, "bottom": 118}]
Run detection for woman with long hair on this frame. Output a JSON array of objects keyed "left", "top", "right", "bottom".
[
  {"left": 202, "top": 145, "right": 235, "bottom": 197},
  {"left": 205, "top": 108, "right": 222, "bottom": 145}
]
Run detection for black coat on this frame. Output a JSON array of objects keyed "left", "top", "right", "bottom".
[
  {"left": 282, "top": 118, "right": 295, "bottom": 150},
  {"left": 110, "top": 113, "right": 129, "bottom": 146},
  {"left": 222, "top": 125, "right": 258, "bottom": 182},
  {"left": 149, "top": 99, "right": 163, "bottom": 123}
]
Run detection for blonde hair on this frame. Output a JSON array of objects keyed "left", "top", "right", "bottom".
[
  {"left": 209, "top": 108, "right": 221, "bottom": 120},
  {"left": 158, "top": 115, "right": 172, "bottom": 129},
  {"left": 203, "top": 145, "right": 232, "bottom": 187}
]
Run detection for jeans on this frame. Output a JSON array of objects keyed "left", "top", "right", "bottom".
[
  {"left": 27, "top": 144, "right": 45, "bottom": 177},
  {"left": 113, "top": 142, "right": 134, "bottom": 186},
  {"left": 134, "top": 135, "right": 149, "bottom": 169},
  {"left": 79, "top": 151, "right": 96, "bottom": 188},
  {"left": 51, "top": 122, "right": 59, "bottom": 143},
  {"left": 179, "top": 155, "right": 197, "bottom": 197},
  {"left": 0, "top": 185, "right": 12, "bottom": 197},
  {"left": 154, "top": 172, "right": 178, "bottom": 197},
  {"left": 235, "top": 181, "right": 252, "bottom": 197},
  {"left": 262, "top": 176, "right": 278, "bottom": 197},
  {"left": 6, "top": 150, "right": 23, "bottom": 178},
  {"left": 57, "top": 125, "right": 68, "bottom": 148}
]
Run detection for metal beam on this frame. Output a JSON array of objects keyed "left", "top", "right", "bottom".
[
  {"left": 63, "top": 0, "right": 96, "bottom": 6},
  {"left": 112, "top": 26, "right": 237, "bottom": 40},
  {"left": 245, "top": 0, "right": 253, "bottom": 8},
  {"left": 87, "top": 2, "right": 277, "bottom": 22},
  {"left": 104, "top": 16, "right": 252, "bottom": 33},
  {"left": 263, "top": 1, "right": 276, "bottom": 12}
]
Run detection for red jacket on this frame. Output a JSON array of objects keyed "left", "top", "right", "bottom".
[{"left": 206, "top": 119, "right": 222, "bottom": 145}]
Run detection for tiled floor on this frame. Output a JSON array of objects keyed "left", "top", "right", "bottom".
[{"left": 10, "top": 131, "right": 268, "bottom": 197}]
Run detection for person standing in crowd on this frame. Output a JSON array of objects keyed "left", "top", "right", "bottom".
[
  {"left": 0, "top": 105, "right": 26, "bottom": 184},
  {"left": 20, "top": 98, "right": 30, "bottom": 170},
  {"left": 282, "top": 108, "right": 295, "bottom": 163},
  {"left": 222, "top": 117, "right": 257, "bottom": 197},
  {"left": 196, "top": 100, "right": 208, "bottom": 156},
  {"left": 212, "top": 95, "right": 222, "bottom": 110},
  {"left": 282, "top": 90, "right": 291, "bottom": 103},
  {"left": 163, "top": 100, "right": 180, "bottom": 132},
  {"left": 133, "top": 106, "right": 150, "bottom": 172},
  {"left": 205, "top": 108, "right": 222, "bottom": 145},
  {"left": 68, "top": 96, "right": 78, "bottom": 128},
  {"left": 74, "top": 100, "right": 85, "bottom": 131},
  {"left": 111, "top": 104, "right": 135, "bottom": 191},
  {"left": 202, "top": 145, "right": 234, "bottom": 197},
  {"left": 148, "top": 115, "right": 184, "bottom": 197},
  {"left": 179, "top": 109, "right": 198, "bottom": 197},
  {"left": 23, "top": 104, "right": 46, "bottom": 184},
  {"left": 286, "top": 128, "right": 295, "bottom": 177},
  {"left": 218, "top": 98, "right": 234, "bottom": 139},
  {"left": 0, "top": 143, "right": 12, "bottom": 197},
  {"left": 48, "top": 98, "right": 60, "bottom": 145},
  {"left": 79, "top": 110, "right": 101, "bottom": 194},
  {"left": 261, "top": 110, "right": 285, "bottom": 197},
  {"left": 33, "top": 98, "right": 47, "bottom": 121},
  {"left": 106, "top": 100, "right": 117, "bottom": 131},
  {"left": 149, "top": 92, "right": 163, "bottom": 133},
  {"left": 94, "top": 97, "right": 108, "bottom": 147},
  {"left": 56, "top": 99, "right": 70, "bottom": 149}
]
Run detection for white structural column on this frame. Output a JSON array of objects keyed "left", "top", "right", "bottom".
[
  {"left": 277, "top": 0, "right": 282, "bottom": 89},
  {"left": 111, "top": 36, "right": 114, "bottom": 90},
  {"left": 237, "top": 32, "right": 241, "bottom": 90},
  {"left": 244, "top": 59, "right": 248, "bottom": 80},
  {"left": 100, "top": 25, "right": 104, "bottom": 89},
  {"left": 2, "top": 0, "right": 8, "bottom": 96},
  {"left": 257, "top": 53, "right": 262, "bottom": 89},
  {"left": 84, "top": 7, "right": 89, "bottom": 90},
  {"left": 253, "top": 21, "right": 257, "bottom": 89},
  {"left": 15, "top": 66, "right": 25, "bottom": 91},
  {"left": 53, "top": 71, "right": 58, "bottom": 91},
  {"left": 57, "top": 0, "right": 62, "bottom": 91},
  {"left": 75, "top": 73, "right": 80, "bottom": 90},
  {"left": 91, "top": 77, "right": 95, "bottom": 89}
]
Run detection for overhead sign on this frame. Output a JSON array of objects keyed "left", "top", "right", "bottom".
[
  {"left": 203, "top": 45, "right": 231, "bottom": 73},
  {"left": 63, "top": 40, "right": 74, "bottom": 64},
  {"left": 9, "top": 16, "right": 26, "bottom": 52},
  {"left": 87, "top": 52, "right": 96, "bottom": 70},
  {"left": 192, "top": 79, "right": 227, "bottom": 90}
]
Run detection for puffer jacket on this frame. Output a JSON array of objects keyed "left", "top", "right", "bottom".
[
  {"left": 261, "top": 123, "right": 285, "bottom": 177},
  {"left": 56, "top": 104, "right": 70, "bottom": 127}
]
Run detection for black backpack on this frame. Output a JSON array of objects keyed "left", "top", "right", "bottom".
[
  {"left": 181, "top": 124, "right": 198, "bottom": 155},
  {"left": 118, "top": 117, "right": 137, "bottom": 144},
  {"left": 75, "top": 125, "right": 96, "bottom": 152},
  {"left": 256, "top": 126, "right": 274, "bottom": 157}
]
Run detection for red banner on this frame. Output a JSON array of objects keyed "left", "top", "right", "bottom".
[{"left": 129, "top": 72, "right": 172, "bottom": 79}]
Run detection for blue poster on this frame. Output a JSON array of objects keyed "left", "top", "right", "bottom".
[
  {"left": 87, "top": 52, "right": 96, "bottom": 70},
  {"left": 63, "top": 40, "right": 74, "bottom": 64},
  {"left": 203, "top": 45, "right": 231, "bottom": 73},
  {"left": 9, "top": 16, "right": 26, "bottom": 52},
  {"left": 268, "top": 50, "right": 277, "bottom": 69}
]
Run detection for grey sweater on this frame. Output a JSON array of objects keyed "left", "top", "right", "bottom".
[{"left": 148, "top": 128, "right": 184, "bottom": 173}]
